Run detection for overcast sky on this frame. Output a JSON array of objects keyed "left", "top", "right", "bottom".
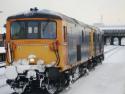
[{"left": 0, "top": 0, "right": 125, "bottom": 29}]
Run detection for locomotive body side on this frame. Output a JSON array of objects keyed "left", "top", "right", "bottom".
[{"left": 63, "top": 21, "right": 93, "bottom": 67}]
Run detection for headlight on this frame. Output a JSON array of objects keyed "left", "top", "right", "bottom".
[
  {"left": 28, "top": 54, "right": 36, "bottom": 64},
  {"left": 29, "top": 58, "right": 35, "bottom": 63}
]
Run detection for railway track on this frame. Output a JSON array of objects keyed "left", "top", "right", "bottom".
[{"left": 104, "top": 46, "right": 119, "bottom": 54}]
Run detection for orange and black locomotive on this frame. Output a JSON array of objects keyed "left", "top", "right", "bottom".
[{"left": 5, "top": 8, "right": 104, "bottom": 94}]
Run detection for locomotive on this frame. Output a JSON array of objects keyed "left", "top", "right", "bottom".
[{"left": 5, "top": 8, "right": 104, "bottom": 94}]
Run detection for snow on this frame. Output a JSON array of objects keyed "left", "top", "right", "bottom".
[
  {"left": 0, "top": 67, "right": 14, "bottom": 94},
  {"left": 0, "top": 28, "right": 6, "bottom": 34},
  {"left": 0, "top": 67, "right": 13, "bottom": 94},
  {"left": 63, "top": 62, "right": 125, "bottom": 94},
  {"left": 104, "top": 45, "right": 118, "bottom": 53},
  {"left": 0, "top": 47, "right": 6, "bottom": 53},
  {"left": 0, "top": 45, "right": 125, "bottom": 94},
  {"left": 100, "top": 25, "right": 125, "bottom": 30}
]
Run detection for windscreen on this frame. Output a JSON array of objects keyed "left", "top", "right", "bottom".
[{"left": 11, "top": 21, "right": 56, "bottom": 39}]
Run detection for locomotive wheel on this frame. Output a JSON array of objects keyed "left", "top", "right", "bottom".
[
  {"left": 97, "top": 58, "right": 101, "bottom": 64},
  {"left": 79, "top": 66, "right": 85, "bottom": 77},
  {"left": 99, "top": 58, "right": 102, "bottom": 64},
  {"left": 72, "top": 67, "right": 80, "bottom": 82}
]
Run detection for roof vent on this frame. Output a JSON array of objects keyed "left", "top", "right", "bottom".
[{"left": 30, "top": 7, "right": 38, "bottom": 12}]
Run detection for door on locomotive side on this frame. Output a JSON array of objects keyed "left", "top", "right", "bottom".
[
  {"left": 88, "top": 27, "right": 94, "bottom": 59},
  {"left": 83, "top": 27, "right": 90, "bottom": 61},
  {"left": 93, "top": 29, "right": 97, "bottom": 57},
  {"left": 67, "top": 23, "right": 77, "bottom": 65}
]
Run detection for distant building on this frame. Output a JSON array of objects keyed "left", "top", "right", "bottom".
[
  {"left": 94, "top": 23, "right": 125, "bottom": 32},
  {"left": 0, "top": 34, "right": 5, "bottom": 62},
  {"left": 0, "top": 34, "right": 3, "bottom": 46},
  {"left": 0, "top": 27, "right": 3, "bottom": 44},
  {"left": 0, "top": 33, "right": 5, "bottom": 47},
  {"left": 94, "top": 23, "right": 125, "bottom": 45},
  {"left": 0, "top": 34, "right": 2, "bottom": 41}
]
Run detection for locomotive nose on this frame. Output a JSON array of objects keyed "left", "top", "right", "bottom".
[{"left": 13, "top": 43, "right": 57, "bottom": 65}]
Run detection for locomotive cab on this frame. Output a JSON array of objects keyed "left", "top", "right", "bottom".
[{"left": 7, "top": 19, "right": 58, "bottom": 65}]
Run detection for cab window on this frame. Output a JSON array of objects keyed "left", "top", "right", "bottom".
[{"left": 11, "top": 21, "right": 56, "bottom": 39}]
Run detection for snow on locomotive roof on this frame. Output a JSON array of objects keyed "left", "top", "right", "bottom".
[{"left": 7, "top": 9, "right": 87, "bottom": 26}]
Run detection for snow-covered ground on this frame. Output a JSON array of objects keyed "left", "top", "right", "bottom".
[
  {"left": 0, "top": 45, "right": 125, "bottom": 94},
  {"left": 0, "top": 67, "right": 14, "bottom": 94},
  {"left": 62, "top": 45, "right": 125, "bottom": 94}
]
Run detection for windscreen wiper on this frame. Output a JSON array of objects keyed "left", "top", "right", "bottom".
[{"left": 42, "top": 21, "right": 50, "bottom": 33}]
